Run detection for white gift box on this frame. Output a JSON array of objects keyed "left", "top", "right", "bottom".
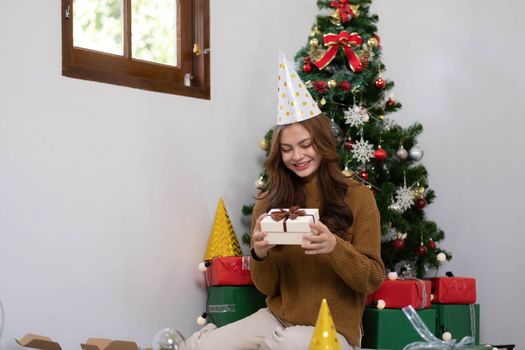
[{"left": 260, "top": 208, "right": 319, "bottom": 245}]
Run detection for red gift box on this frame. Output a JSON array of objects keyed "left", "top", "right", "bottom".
[
  {"left": 430, "top": 276, "right": 476, "bottom": 304},
  {"left": 205, "top": 256, "right": 254, "bottom": 286},
  {"left": 366, "top": 279, "right": 432, "bottom": 309}
]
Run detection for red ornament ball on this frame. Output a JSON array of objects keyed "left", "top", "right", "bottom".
[
  {"left": 344, "top": 140, "right": 353, "bottom": 151},
  {"left": 339, "top": 80, "right": 352, "bottom": 92},
  {"left": 392, "top": 239, "right": 405, "bottom": 250},
  {"left": 387, "top": 98, "right": 395, "bottom": 106},
  {"left": 415, "top": 197, "right": 427, "bottom": 209},
  {"left": 428, "top": 240, "right": 437, "bottom": 250},
  {"left": 374, "top": 147, "right": 387, "bottom": 161},
  {"left": 358, "top": 170, "right": 369, "bottom": 181},
  {"left": 375, "top": 78, "right": 386, "bottom": 89},
  {"left": 415, "top": 244, "right": 428, "bottom": 256},
  {"left": 303, "top": 63, "right": 312, "bottom": 73}
]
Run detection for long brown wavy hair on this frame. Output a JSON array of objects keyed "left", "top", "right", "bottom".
[{"left": 261, "top": 114, "right": 353, "bottom": 236}]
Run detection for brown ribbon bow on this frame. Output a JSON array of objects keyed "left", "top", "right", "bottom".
[{"left": 270, "top": 206, "right": 306, "bottom": 221}]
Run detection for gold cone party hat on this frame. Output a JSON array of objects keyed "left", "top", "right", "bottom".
[
  {"left": 308, "top": 299, "right": 342, "bottom": 350},
  {"left": 203, "top": 198, "right": 242, "bottom": 260},
  {"left": 277, "top": 51, "right": 321, "bottom": 125}
]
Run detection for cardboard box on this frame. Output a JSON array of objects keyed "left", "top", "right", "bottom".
[
  {"left": 15, "top": 334, "right": 62, "bottom": 350},
  {"left": 205, "top": 256, "right": 254, "bottom": 286},
  {"left": 366, "top": 279, "right": 432, "bottom": 309},
  {"left": 81, "top": 338, "right": 141, "bottom": 350},
  {"left": 16, "top": 334, "right": 141, "bottom": 350},
  {"left": 261, "top": 208, "right": 319, "bottom": 245}
]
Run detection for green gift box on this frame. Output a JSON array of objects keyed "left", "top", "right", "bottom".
[
  {"left": 432, "top": 304, "right": 480, "bottom": 344},
  {"left": 207, "top": 286, "right": 266, "bottom": 327},
  {"left": 362, "top": 308, "right": 436, "bottom": 350}
]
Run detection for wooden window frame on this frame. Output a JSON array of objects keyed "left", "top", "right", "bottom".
[{"left": 61, "top": 0, "right": 210, "bottom": 99}]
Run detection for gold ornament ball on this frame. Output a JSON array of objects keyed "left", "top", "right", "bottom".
[
  {"left": 378, "top": 114, "right": 385, "bottom": 120},
  {"left": 309, "top": 38, "right": 319, "bottom": 47},
  {"left": 368, "top": 37, "right": 379, "bottom": 47},
  {"left": 320, "top": 98, "right": 327, "bottom": 106},
  {"left": 327, "top": 79, "right": 337, "bottom": 89},
  {"left": 259, "top": 138, "right": 268, "bottom": 151},
  {"left": 342, "top": 168, "right": 354, "bottom": 178},
  {"left": 413, "top": 186, "right": 425, "bottom": 198}
]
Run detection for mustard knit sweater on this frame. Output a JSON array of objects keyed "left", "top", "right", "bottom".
[{"left": 250, "top": 178, "right": 384, "bottom": 347}]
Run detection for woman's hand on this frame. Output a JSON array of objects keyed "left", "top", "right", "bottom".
[
  {"left": 302, "top": 221, "right": 337, "bottom": 255},
  {"left": 252, "top": 213, "right": 276, "bottom": 260}
]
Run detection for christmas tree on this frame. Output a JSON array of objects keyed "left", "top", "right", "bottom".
[{"left": 242, "top": 0, "right": 450, "bottom": 277}]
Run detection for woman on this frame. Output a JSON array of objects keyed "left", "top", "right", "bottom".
[
  {"left": 183, "top": 53, "right": 383, "bottom": 349},
  {"left": 183, "top": 115, "right": 384, "bottom": 350}
]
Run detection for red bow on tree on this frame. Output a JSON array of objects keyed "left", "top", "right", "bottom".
[
  {"left": 330, "top": 0, "right": 356, "bottom": 24},
  {"left": 314, "top": 31, "right": 363, "bottom": 73}
]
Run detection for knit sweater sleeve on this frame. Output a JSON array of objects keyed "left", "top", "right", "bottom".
[
  {"left": 327, "top": 185, "right": 384, "bottom": 294},
  {"left": 249, "top": 196, "right": 280, "bottom": 297}
]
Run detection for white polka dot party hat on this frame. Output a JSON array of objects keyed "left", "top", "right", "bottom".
[{"left": 276, "top": 51, "right": 321, "bottom": 125}]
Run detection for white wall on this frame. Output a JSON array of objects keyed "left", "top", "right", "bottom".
[
  {"left": 0, "top": 1, "right": 318, "bottom": 349},
  {"left": 0, "top": 1, "right": 523, "bottom": 349},
  {"left": 373, "top": 1, "right": 525, "bottom": 347}
]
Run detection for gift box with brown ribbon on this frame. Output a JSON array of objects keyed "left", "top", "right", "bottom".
[{"left": 260, "top": 207, "right": 319, "bottom": 245}]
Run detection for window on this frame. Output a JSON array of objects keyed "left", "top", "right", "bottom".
[{"left": 62, "top": 0, "right": 210, "bottom": 99}]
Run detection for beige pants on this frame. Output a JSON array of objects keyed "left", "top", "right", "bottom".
[{"left": 182, "top": 308, "right": 358, "bottom": 350}]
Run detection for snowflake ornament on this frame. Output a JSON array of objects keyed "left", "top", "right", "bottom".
[
  {"left": 344, "top": 106, "right": 369, "bottom": 128},
  {"left": 389, "top": 185, "right": 415, "bottom": 213},
  {"left": 352, "top": 137, "right": 374, "bottom": 164}
]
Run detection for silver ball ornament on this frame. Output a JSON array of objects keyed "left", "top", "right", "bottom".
[
  {"left": 376, "top": 299, "right": 386, "bottom": 309},
  {"left": 255, "top": 177, "right": 265, "bottom": 189},
  {"left": 396, "top": 145, "right": 408, "bottom": 160},
  {"left": 409, "top": 146, "right": 424, "bottom": 161}
]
